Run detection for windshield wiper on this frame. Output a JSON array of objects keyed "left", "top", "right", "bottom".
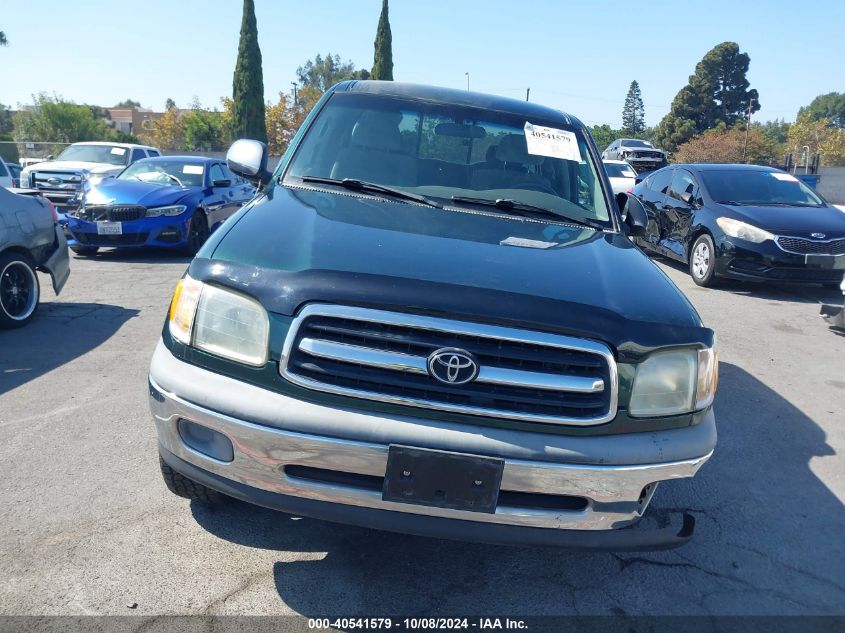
[
  {"left": 450, "top": 196, "right": 605, "bottom": 230},
  {"left": 299, "top": 176, "right": 441, "bottom": 208},
  {"left": 715, "top": 200, "right": 746, "bottom": 206}
]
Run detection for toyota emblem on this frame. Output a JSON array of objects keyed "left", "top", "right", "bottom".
[{"left": 427, "top": 348, "right": 479, "bottom": 385}]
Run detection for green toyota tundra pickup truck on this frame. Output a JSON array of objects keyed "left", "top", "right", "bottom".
[{"left": 149, "top": 81, "right": 717, "bottom": 550}]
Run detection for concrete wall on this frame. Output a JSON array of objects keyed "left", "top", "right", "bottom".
[{"left": 818, "top": 166, "right": 845, "bottom": 204}]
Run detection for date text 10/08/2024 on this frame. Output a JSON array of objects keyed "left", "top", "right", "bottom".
[{"left": 308, "top": 618, "right": 529, "bottom": 630}]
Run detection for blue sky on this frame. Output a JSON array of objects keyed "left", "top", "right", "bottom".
[{"left": 2, "top": 0, "right": 843, "bottom": 127}]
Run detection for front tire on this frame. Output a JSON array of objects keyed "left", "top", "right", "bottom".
[
  {"left": 159, "top": 455, "right": 227, "bottom": 506},
  {"left": 186, "top": 211, "right": 209, "bottom": 255},
  {"left": 689, "top": 234, "right": 719, "bottom": 287},
  {"left": 0, "top": 252, "right": 40, "bottom": 329}
]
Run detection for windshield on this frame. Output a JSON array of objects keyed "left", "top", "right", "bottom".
[
  {"left": 57, "top": 144, "right": 132, "bottom": 166},
  {"left": 621, "top": 140, "right": 652, "bottom": 148},
  {"left": 604, "top": 163, "right": 637, "bottom": 178},
  {"left": 285, "top": 93, "right": 612, "bottom": 225},
  {"left": 118, "top": 160, "right": 205, "bottom": 187},
  {"left": 701, "top": 170, "right": 825, "bottom": 207}
]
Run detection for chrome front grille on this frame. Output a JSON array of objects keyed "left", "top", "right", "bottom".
[
  {"left": 280, "top": 305, "right": 617, "bottom": 426},
  {"left": 78, "top": 205, "right": 147, "bottom": 222},
  {"left": 32, "top": 171, "right": 83, "bottom": 197},
  {"left": 777, "top": 236, "right": 845, "bottom": 256}
]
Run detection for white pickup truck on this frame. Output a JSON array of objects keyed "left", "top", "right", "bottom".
[{"left": 18, "top": 142, "right": 161, "bottom": 211}]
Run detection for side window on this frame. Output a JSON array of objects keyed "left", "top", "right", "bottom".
[
  {"left": 130, "top": 148, "right": 146, "bottom": 163},
  {"left": 669, "top": 169, "right": 699, "bottom": 202},
  {"left": 649, "top": 168, "right": 674, "bottom": 195},
  {"left": 147, "top": 149, "right": 160, "bottom": 157},
  {"left": 0, "top": 161, "right": 8, "bottom": 177},
  {"left": 209, "top": 164, "right": 226, "bottom": 184}
]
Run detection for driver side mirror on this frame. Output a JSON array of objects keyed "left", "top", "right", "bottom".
[
  {"left": 680, "top": 191, "right": 695, "bottom": 206},
  {"left": 226, "top": 139, "right": 271, "bottom": 186},
  {"left": 623, "top": 194, "right": 648, "bottom": 237}
]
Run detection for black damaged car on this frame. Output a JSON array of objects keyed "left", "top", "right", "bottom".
[
  {"left": 630, "top": 163, "right": 845, "bottom": 287},
  {"left": 148, "top": 81, "right": 718, "bottom": 550}
]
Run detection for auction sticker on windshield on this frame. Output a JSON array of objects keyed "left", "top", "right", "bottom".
[
  {"left": 183, "top": 165, "right": 204, "bottom": 175},
  {"left": 110, "top": 147, "right": 127, "bottom": 156},
  {"left": 772, "top": 173, "right": 799, "bottom": 182},
  {"left": 524, "top": 123, "right": 581, "bottom": 162}
]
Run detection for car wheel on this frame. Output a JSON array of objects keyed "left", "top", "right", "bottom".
[
  {"left": 186, "top": 211, "right": 209, "bottom": 255},
  {"left": 159, "top": 455, "right": 227, "bottom": 506},
  {"left": 689, "top": 234, "right": 719, "bottom": 287},
  {"left": 0, "top": 252, "right": 41, "bottom": 329},
  {"left": 70, "top": 246, "right": 99, "bottom": 257}
]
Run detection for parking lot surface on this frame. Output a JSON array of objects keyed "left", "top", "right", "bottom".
[{"left": 0, "top": 250, "right": 843, "bottom": 616}]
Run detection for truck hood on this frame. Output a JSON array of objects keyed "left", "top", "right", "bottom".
[
  {"left": 21, "top": 160, "right": 124, "bottom": 176},
  {"left": 84, "top": 178, "right": 199, "bottom": 207},
  {"left": 718, "top": 202, "right": 845, "bottom": 237},
  {"left": 192, "top": 186, "right": 712, "bottom": 358}
]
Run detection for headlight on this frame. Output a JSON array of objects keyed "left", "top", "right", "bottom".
[
  {"left": 629, "top": 348, "right": 718, "bottom": 417},
  {"left": 147, "top": 204, "right": 187, "bottom": 218},
  {"left": 168, "top": 275, "right": 269, "bottom": 366},
  {"left": 716, "top": 217, "right": 775, "bottom": 243}
]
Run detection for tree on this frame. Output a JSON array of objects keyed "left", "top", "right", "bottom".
[
  {"left": 165, "top": 98, "right": 177, "bottom": 111},
  {"left": 297, "top": 53, "right": 362, "bottom": 92},
  {"left": 787, "top": 115, "right": 845, "bottom": 167},
  {"left": 114, "top": 99, "right": 141, "bottom": 109},
  {"left": 138, "top": 107, "right": 184, "bottom": 151},
  {"left": 371, "top": 0, "right": 393, "bottom": 81},
  {"left": 754, "top": 119, "right": 790, "bottom": 146},
  {"left": 0, "top": 134, "right": 20, "bottom": 163},
  {"left": 0, "top": 103, "right": 12, "bottom": 134},
  {"left": 673, "top": 126, "right": 779, "bottom": 165},
  {"left": 653, "top": 42, "right": 760, "bottom": 152},
  {"left": 13, "top": 94, "right": 114, "bottom": 145},
  {"left": 0, "top": 31, "right": 7, "bottom": 46},
  {"left": 797, "top": 92, "right": 845, "bottom": 129},
  {"left": 265, "top": 93, "right": 292, "bottom": 156},
  {"left": 183, "top": 100, "right": 226, "bottom": 151},
  {"left": 588, "top": 124, "right": 621, "bottom": 152},
  {"left": 232, "top": 0, "right": 267, "bottom": 143},
  {"left": 621, "top": 80, "right": 645, "bottom": 135}
]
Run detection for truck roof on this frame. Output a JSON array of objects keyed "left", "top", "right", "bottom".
[{"left": 336, "top": 80, "right": 586, "bottom": 130}]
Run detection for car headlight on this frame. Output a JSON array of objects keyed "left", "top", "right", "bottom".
[
  {"left": 168, "top": 275, "right": 269, "bottom": 366},
  {"left": 716, "top": 217, "right": 775, "bottom": 243},
  {"left": 629, "top": 348, "right": 718, "bottom": 417},
  {"left": 147, "top": 204, "right": 187, "bottom": 218}
]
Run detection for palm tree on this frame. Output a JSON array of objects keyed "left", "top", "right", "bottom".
[{"left": 0, "top": 31, "right": 8, "bottom": 46}]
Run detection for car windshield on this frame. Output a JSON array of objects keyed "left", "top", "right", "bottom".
[
  {"left": 622, "top": 140, "right": 652, "bottom": 148},
  {"left": 285, "top": 93, "right": 612, "bottom": 225},
  {"left": 604, "top": 163, "right": 637, "bottom": 178},
  {"left": 57, "top": 145, "right": 132, "bottom": 166},
  {"left": 701, "top": 170, "right": 825, "bottom": 207},
  {"left": 118, "top": 160, "right": 205, "bottom": 187}
]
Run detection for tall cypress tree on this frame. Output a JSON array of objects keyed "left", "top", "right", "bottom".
[
  {"left": 621, "top": 80, "right": 645, "bottom": 135},
  {"left": 232, "top": 0, "right": 267, "bottom": 142},
  {"left": 371, "top": 0, "right": 394, "bottom": 81}
]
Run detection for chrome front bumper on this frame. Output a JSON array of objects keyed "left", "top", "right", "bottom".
[{"left": 149, "top": 344, "right": 714, "bottom": 533}]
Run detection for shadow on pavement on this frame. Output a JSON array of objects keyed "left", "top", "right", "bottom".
[
  {"left": 74, "top": 248, "right": 193, "bottom": 265},
  {"left": 654, "top": 255, "right": 842, "bottom": 305},
  {"left": 189, "top": 362, "right": 844, "bottom": 616},
  {"left": 0, "top": 302, "right": 139, "bottom": 394}
]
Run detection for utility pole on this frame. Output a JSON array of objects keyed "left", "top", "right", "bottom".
[
  {"left": 526, "top": 88, "right": 530, "bottom": 102},
  {"left": 742, "top": 97, "right": 756, "bottom": 163},
  {"left": 291, "top": 82, "right": 298, "bottom": 106},
  {"left": 465, "top": 72, "right": 469, "bottom": 91}
]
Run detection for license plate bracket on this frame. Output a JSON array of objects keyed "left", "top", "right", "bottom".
[
  {"left": 96, "top": 221, "right": 123, "bottom": 235},
  {"left": 382, "top": 445, "right": 504, "bottom": 514}
]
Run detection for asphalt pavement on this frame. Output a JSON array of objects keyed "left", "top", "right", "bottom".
[{"left": 0, "top": 249, "right": 843, "bottom": 616}]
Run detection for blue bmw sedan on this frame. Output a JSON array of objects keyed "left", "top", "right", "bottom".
[{"left": 65, "top": 156, "right": 255, "bottom": 255}]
